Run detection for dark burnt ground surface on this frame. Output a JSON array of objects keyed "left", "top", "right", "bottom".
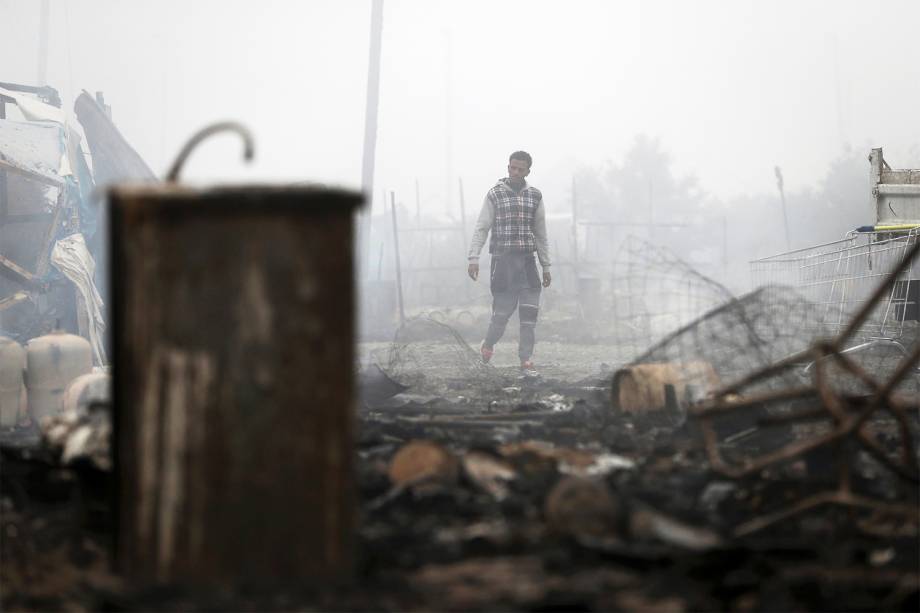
[{"left": 2, "top": 345, "right": 918, "bottom": 611}]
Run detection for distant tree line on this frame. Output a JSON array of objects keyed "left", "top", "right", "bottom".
[{"left": 573, "top": 135, "right": 893, "bottom": 293}]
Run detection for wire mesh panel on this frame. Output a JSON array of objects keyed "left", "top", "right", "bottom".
[
  {"left": 751, "top": 229, "right": 920, "bottom": 340},
  {"left": 609, "top": 236, "right": 733, "bottom": 362}
]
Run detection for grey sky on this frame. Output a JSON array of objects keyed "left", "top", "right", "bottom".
[{"left": 1, "top": 0, "right": 918, "bottom": 216}]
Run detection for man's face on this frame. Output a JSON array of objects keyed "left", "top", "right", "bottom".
[{"left": 507, "top": 158, "right": 530, "bottom": 184}]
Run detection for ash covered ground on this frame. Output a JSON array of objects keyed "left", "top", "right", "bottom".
[{"left": 2, "top": 301, "right": 919, "bottom": 611}]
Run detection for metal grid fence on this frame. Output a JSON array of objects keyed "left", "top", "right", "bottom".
[{"left": 750, "top": 229, "right": 919, "bottom": 342}]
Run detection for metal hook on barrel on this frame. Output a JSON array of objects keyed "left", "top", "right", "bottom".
[{"left": 165, "top": 121, "right": 255, "bottom": 183}]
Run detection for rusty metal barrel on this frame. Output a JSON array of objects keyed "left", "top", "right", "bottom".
[
  {"left": 109, "top": 183, "right": 362, "bottom": 586},
  {"left": 611, "top": 361, "right": 720, "bottom": 414}
]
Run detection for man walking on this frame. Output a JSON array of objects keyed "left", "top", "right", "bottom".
[{"left": 467, "top": 151, "right": 551, "bottom": 375}]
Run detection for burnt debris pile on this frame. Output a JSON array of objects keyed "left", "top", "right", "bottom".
[
  {"left": 3, "top": 237, "right": 919, "bottom": 611},
  {"left": 354, "top": 237, "right": 919, "bottom": 610}
]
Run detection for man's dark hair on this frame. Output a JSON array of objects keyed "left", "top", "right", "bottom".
[{"left": 509, "top": 150, "right": 532, "bottom": 168}]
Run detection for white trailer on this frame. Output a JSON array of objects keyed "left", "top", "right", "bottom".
[{"left": 870, "top": 148, "right": 920, "bottom": 228}]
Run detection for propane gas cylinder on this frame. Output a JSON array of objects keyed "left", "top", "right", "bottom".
[
  {"left": 25, "top": 331, "right": 93, "bottom": 421},
  {"left": 0, "top": 336, "right": 25, "bottom": 427}
]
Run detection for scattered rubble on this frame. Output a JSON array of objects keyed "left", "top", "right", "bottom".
[{"left": 1, "top": 240, "right": 918, "bottom": 611}]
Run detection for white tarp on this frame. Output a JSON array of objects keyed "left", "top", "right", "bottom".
[
  {"left": 0, "top": 86, "right": 66, "bottom": 124},
  {"left": 0, "top": 86, "right": 73, "bottom": 183},
  {"left": 50, "top": 233, "right": 107, "bottom": 366},
  {"left": 0, "top": 119, "right": 68, "bottom": 186}
]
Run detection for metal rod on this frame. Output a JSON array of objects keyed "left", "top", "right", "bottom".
[
  {"left": 775, "top": 166, "right": 791, "bottom": 251},
  {"left": 648, "top": 178, "right": 654, "bottom": 242},
  {"left": 366, "top": 188, "right": 386, "bottom": 275},
  {"left": 165, "top": 122, "right": 253, "bottom": 183},
  {"left": 571, "top": 176, "right": 580, "bottom": 278},
  {"left": 415, "top": 178, "right": 421, "bottom": 226},
  {"left": 359, "top": 0, "right": 385, "bottom": 278},
  {"left": 390, "top": 191, "right": 405, "bottom": 325}
]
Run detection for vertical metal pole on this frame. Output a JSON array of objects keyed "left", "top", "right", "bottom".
[
  {"left": 359, "top": 0, "right": 385, "bottom": 277},
  {"left": 415, "top": 178, "right": 421, "bottom": 226},
  {"left": 774, "top": 166, "right": 791, "bottom": 251},
  {"left": 367, "top": 188, "right": 386, "bottom": 274},
  {"left": 571, "top": 176, "right": 580, "bottom": 278},
  {"left": 390, "top": 191, "right": 405, "bottom": 326},
  {"left": 648, "top": 178, "right": 654, "bottom": 243}
]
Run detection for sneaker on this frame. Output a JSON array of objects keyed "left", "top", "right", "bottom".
[
  {"left": 520, "top": 360, "right": 539, "bottom": 377},
  {"left": 480, "top": 342, "right": 494, "bottom": 363}
]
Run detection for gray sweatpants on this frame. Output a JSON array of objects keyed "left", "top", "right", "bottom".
[
  {"left": 485, "top": 287, "right": 542, "bottom": 360},
  {"left": 484, "top": 253, "right": 542, "bottom": 361}
]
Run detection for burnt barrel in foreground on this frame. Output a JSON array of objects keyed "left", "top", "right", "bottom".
[{"left": 109, "top": 185, "right": 362, "bottom": 586}]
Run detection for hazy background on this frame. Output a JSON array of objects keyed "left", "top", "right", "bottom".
[{"left": 2, "top": 0, "right": 919, "bottom": 287}]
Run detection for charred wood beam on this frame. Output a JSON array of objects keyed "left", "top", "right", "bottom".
[{"left": 0, "top": 254, "right": 36, "bottom": 285}]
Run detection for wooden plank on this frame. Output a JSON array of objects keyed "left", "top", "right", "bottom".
[
  {"left": 0, "top": 291, "right": 30, "bottom": 312},
  {"left": 0, "top": 253, "right": 35, "bottom": 285},
  {"left": 111, "top": 185, "right": 362, "bottom": 586}
]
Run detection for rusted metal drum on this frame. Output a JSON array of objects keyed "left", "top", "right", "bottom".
[
  {"left": 24, "top": 330, "right": 93, "bottom": 421},
  {"left": 0, "top": 335, "right": 26, "bottom": 427},
  {"left": 109, "top": 184, "right": 362, "bottom": 586},
  {"left": 611, "top": 361, "right": 720, "bottom": 414}
]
